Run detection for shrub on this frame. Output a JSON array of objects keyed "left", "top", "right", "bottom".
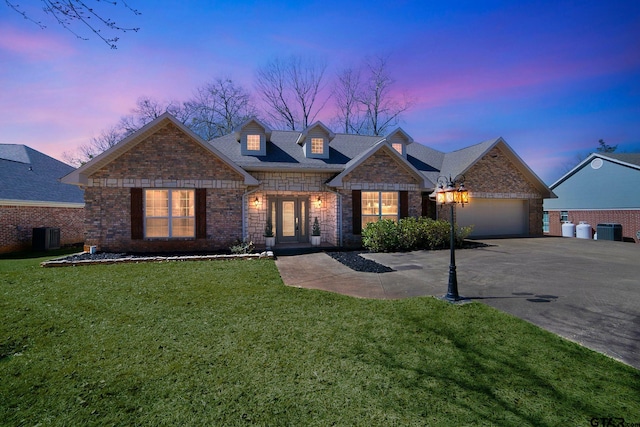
[
  {"left": 361, "top": 219, "right": 400, "bottom": 252},
  {"left": 229, "top": 239, "right": 255, "bottom": 254},
  {"left": 362, "top": 217, "right": 473, "bottom": 252}
]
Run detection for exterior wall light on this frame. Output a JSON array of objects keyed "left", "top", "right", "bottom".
[
  {"left": 316, "top": 196, "right": 322, "bottom": 208},
  {"left": 254, "top": 197, "right": 260, "bottom": 208},
  {"left": 429, "top": 175, "right": 470, "bottom": 302}
]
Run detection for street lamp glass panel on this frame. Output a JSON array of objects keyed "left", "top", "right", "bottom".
[
  {"left": 445, "top": 190, "right": 455, "bottom": 204},
  {"left": 460, "top": 190, "right": 469, "bottom": 204}
]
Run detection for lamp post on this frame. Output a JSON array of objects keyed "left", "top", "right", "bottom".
[{"left": 430, "top": 175, "right": 469, "bottom": 302}]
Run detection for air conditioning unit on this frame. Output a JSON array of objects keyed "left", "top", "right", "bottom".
[{"left": 32, "top": 227, "right": 61, "bottom": 251}]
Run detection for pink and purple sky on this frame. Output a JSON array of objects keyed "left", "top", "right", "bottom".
[{"left": 2, "top": 0, "right": 639, "bottom": 183}]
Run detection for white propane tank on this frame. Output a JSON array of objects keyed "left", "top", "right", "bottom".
[
  {"left": 576, "top": 221, "right": 592, "bottom": 239},
  {"left": 562, "top": 221, "right": 576, "bottom": 237}
]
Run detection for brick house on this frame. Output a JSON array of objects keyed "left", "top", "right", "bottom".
[
  {"left": 61, "top": 113, "right": 553, "bottom": 253},
  {"left": 1, "top": 144, "right": 84, "bottom": 254},
  {"left": 544, "top": 153, "right": 640, "bottom": 243}
]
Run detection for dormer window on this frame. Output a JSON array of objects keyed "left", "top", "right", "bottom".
[
  {"left": 247, "top": 134, "right": 261, "bottom": 151},
  {"left": 311, "top": 138, "right": 324, "bottom": 155},
  {"left": 235, "top": 118, "right": 271, "bottom": 156},
  {"left": 298, "top": 122, "right": 334, "bottom": 160},
  {"left": 385, "top": 128, "right": 414, "bottom": 159}
]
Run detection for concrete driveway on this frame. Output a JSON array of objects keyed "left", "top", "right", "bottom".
[{"left": 275, "top": 237, "right": 640, "bottom": 369}]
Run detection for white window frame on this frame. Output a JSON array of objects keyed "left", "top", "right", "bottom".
[
  {"left": 247, "top": 134, "right": 261, "bottom": 151},
  {"left": 361, "top": 191, "right": 399, "bottom": 229},
  {"left": 144, "top": 189, "right": 195, "bottom": 238}
]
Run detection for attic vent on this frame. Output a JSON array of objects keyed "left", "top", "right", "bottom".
[{"left": 591, "top": 158, "right": 603, "bottom": 170}]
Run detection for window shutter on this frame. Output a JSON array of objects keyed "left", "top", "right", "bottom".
[
  {"left": 131, "top": 188, "right": 143, "bottom": 240},
  {"left": 196, "top": 189, "right": 207, "bottom": 239},
  {"left": 352, "top": 190, "right": 361, "bottom": 235},
  {"left": 400, "top": 191, "right": 409, "bottom": 219}
]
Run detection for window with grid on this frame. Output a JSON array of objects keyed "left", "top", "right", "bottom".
[
  {"left": 145, "top": 189, "right": 195, "bottom": 238},
  {"left": 392, "top": 143, "right": 403, "bottom": 154},
  {"left": 560, "top": 211, "right": 569, "bottom": 222},
  {"left": 247, "top": 134, "right": 261, "bottom": 151},
  {"left": 311, "top": 137, "right": 324, "bottom": 154},
  {"left": 361, "top": 191, "right": 398, "bottom": 229}
]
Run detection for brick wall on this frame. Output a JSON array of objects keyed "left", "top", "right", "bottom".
[
  {"left": 547, "top": 210, "right": 640, "bottom": 243},
  {"left": 0, "top": 205, "right": 84, "bottom": 254},
  {"left": 84, "top": 122, "right": 247, "bottom": 253},
  {"left": 339, "top": 148, "right": 423, "bottom": 246},
  {"left": 464, "top": 147, "right": 546, "bottom": 237}
]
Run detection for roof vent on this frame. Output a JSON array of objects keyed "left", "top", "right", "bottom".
[{"left": 590, "top": 158, "right": 603, "bottom": 170}]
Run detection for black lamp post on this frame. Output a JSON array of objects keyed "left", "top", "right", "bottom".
[{"left": 430, "top": 175, "right": 469, "bottom": 302}]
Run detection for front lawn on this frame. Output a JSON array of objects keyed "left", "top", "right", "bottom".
[{"left": 1, "top": 254, "right": 638, "bottom": 426}]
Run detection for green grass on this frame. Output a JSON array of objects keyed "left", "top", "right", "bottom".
[{"left": 1, "top": 253, "right": 639, "bottom": 426}]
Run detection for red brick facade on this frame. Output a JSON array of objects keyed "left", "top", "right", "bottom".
[
  {"left": 84, "top": 123, "right": 247, "bottom": 253},
  {"left": 463, "top": 147, "right": 545, "bottom": 237},
  {"left": 339, "top": 148, "right": 423, "bottom": 246},
  {"left": 0, "top": 205, "right": 84, "bottom": 254},
  {"left": 547, "top": 210, "right": 640, "bottom": 243}
]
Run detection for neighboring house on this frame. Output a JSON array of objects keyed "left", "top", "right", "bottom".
[
  {"left": 0, "top": 144, "right": 85, "bottom": 254},
  {"left": 61, "top": 113, "right": 553, "bottom": 253},
  {"left": 544, "top": 153, "right": 640, "bottom": 243}
]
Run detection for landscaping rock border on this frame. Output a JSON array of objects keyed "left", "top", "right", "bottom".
[{"left": 41, "top": 251, "right": 274, "bottom": 267}]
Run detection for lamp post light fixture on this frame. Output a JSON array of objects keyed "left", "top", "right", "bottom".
[{"left": 430, "top": 175, "right": 469, "bottom": 302}]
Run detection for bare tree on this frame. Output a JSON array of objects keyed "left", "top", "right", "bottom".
[
  {"left": 118, "top": 96, "right": 183, "bottom": 135},
  {"left": 359, "top": 55, "right": 413, "bottom": 136},
  {"left": 5, "top": 0, "right": 141, "bottom": 49},
  {"left": 63, "top": 96, "right": 186, "bottom": 165},
  {"left": 255, "top": 55, "right": 327, "bottom": 130},
  {"left": 63, "top": 124, "right": 122, "bottom": 165},
  {"left": 185, "top": 78, "right": 257, "bottom": 140},
  {"left": 333, "top": 55, "right": 413, "bottom": 136},
  {"left": 332, "top": 67, "right": 365, "bottom": 134}
]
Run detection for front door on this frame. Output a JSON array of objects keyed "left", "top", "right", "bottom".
[{"left": 275, "top": 197, "right": 308, "bottom": 243}]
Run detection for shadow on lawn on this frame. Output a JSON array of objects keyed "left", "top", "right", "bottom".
[{"left": 356, "top": 304, "right": 640, "bottom": 426}]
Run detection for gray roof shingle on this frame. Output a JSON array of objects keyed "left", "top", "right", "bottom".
[
  {"left": 601, "top": 153, "right": 640, "bottom": 167},
  {"left": 0, "top": 144, "right": 84, "bottom": 204}
]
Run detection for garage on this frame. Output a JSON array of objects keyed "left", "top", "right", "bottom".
[{"left": 455, "top": 199, "right": 529, "bottom": 237}]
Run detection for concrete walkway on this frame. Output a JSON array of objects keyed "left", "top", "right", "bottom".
[{"left": 275, "top": 237, "right": 640, "bottom": 369}]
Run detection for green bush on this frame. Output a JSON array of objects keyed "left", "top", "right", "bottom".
[
  {"left": 362, "top": 217, "right": 473, "bottom": 252},
  {"left": 361, "top": 219, "right": 400, "bottom": 252}
]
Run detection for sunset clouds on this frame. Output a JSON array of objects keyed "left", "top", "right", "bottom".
[{"left": 1, "top": 0, "right": 638, "bottom": 182}]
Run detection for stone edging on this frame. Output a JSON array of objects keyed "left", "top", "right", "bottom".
[{"left": 41, "top": 251, "right": 275, "bottom": 268}]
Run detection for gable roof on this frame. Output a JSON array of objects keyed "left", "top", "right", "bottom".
[
  {"left": 386, "top": 127, "right": 414, "bottom": 145},
  {"left": 234, "top": 117, "right": 272, "bottom": 142},
  {"left": 439, "top": 137, "right": 555, "bottom": 198},
  {"left": 212, "top": 130, "right": 385, "bottom": 172},
  {"left": 550, "top": 152, "right": 640, "bottom": 189},
  {"left": 0, "top": 144, "right": 84, "bottom": 206},
  {"left": 297, "top": 121, "right": 336, "bottom": 145},
  {"left": 211, "top": 122, "right": 552, "bottom": 195},
  {"left": 62, "top": 113, "right": 259, "bottom": 186},
  {"left": 327, "top": 139, "right": 431, "bottom": 187}
]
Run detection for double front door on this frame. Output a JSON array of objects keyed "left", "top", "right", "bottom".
[{"left": 269, "top": 197, "right": 308, "bottom": 243}]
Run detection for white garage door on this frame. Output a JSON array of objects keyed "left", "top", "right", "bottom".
[{"left": 456, "top": 199, "right": 528, "bottom": 237}]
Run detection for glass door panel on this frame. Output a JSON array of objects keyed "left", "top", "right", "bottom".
[{"left": 281, "top": 201, "right": 296, "bottom": 237}]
